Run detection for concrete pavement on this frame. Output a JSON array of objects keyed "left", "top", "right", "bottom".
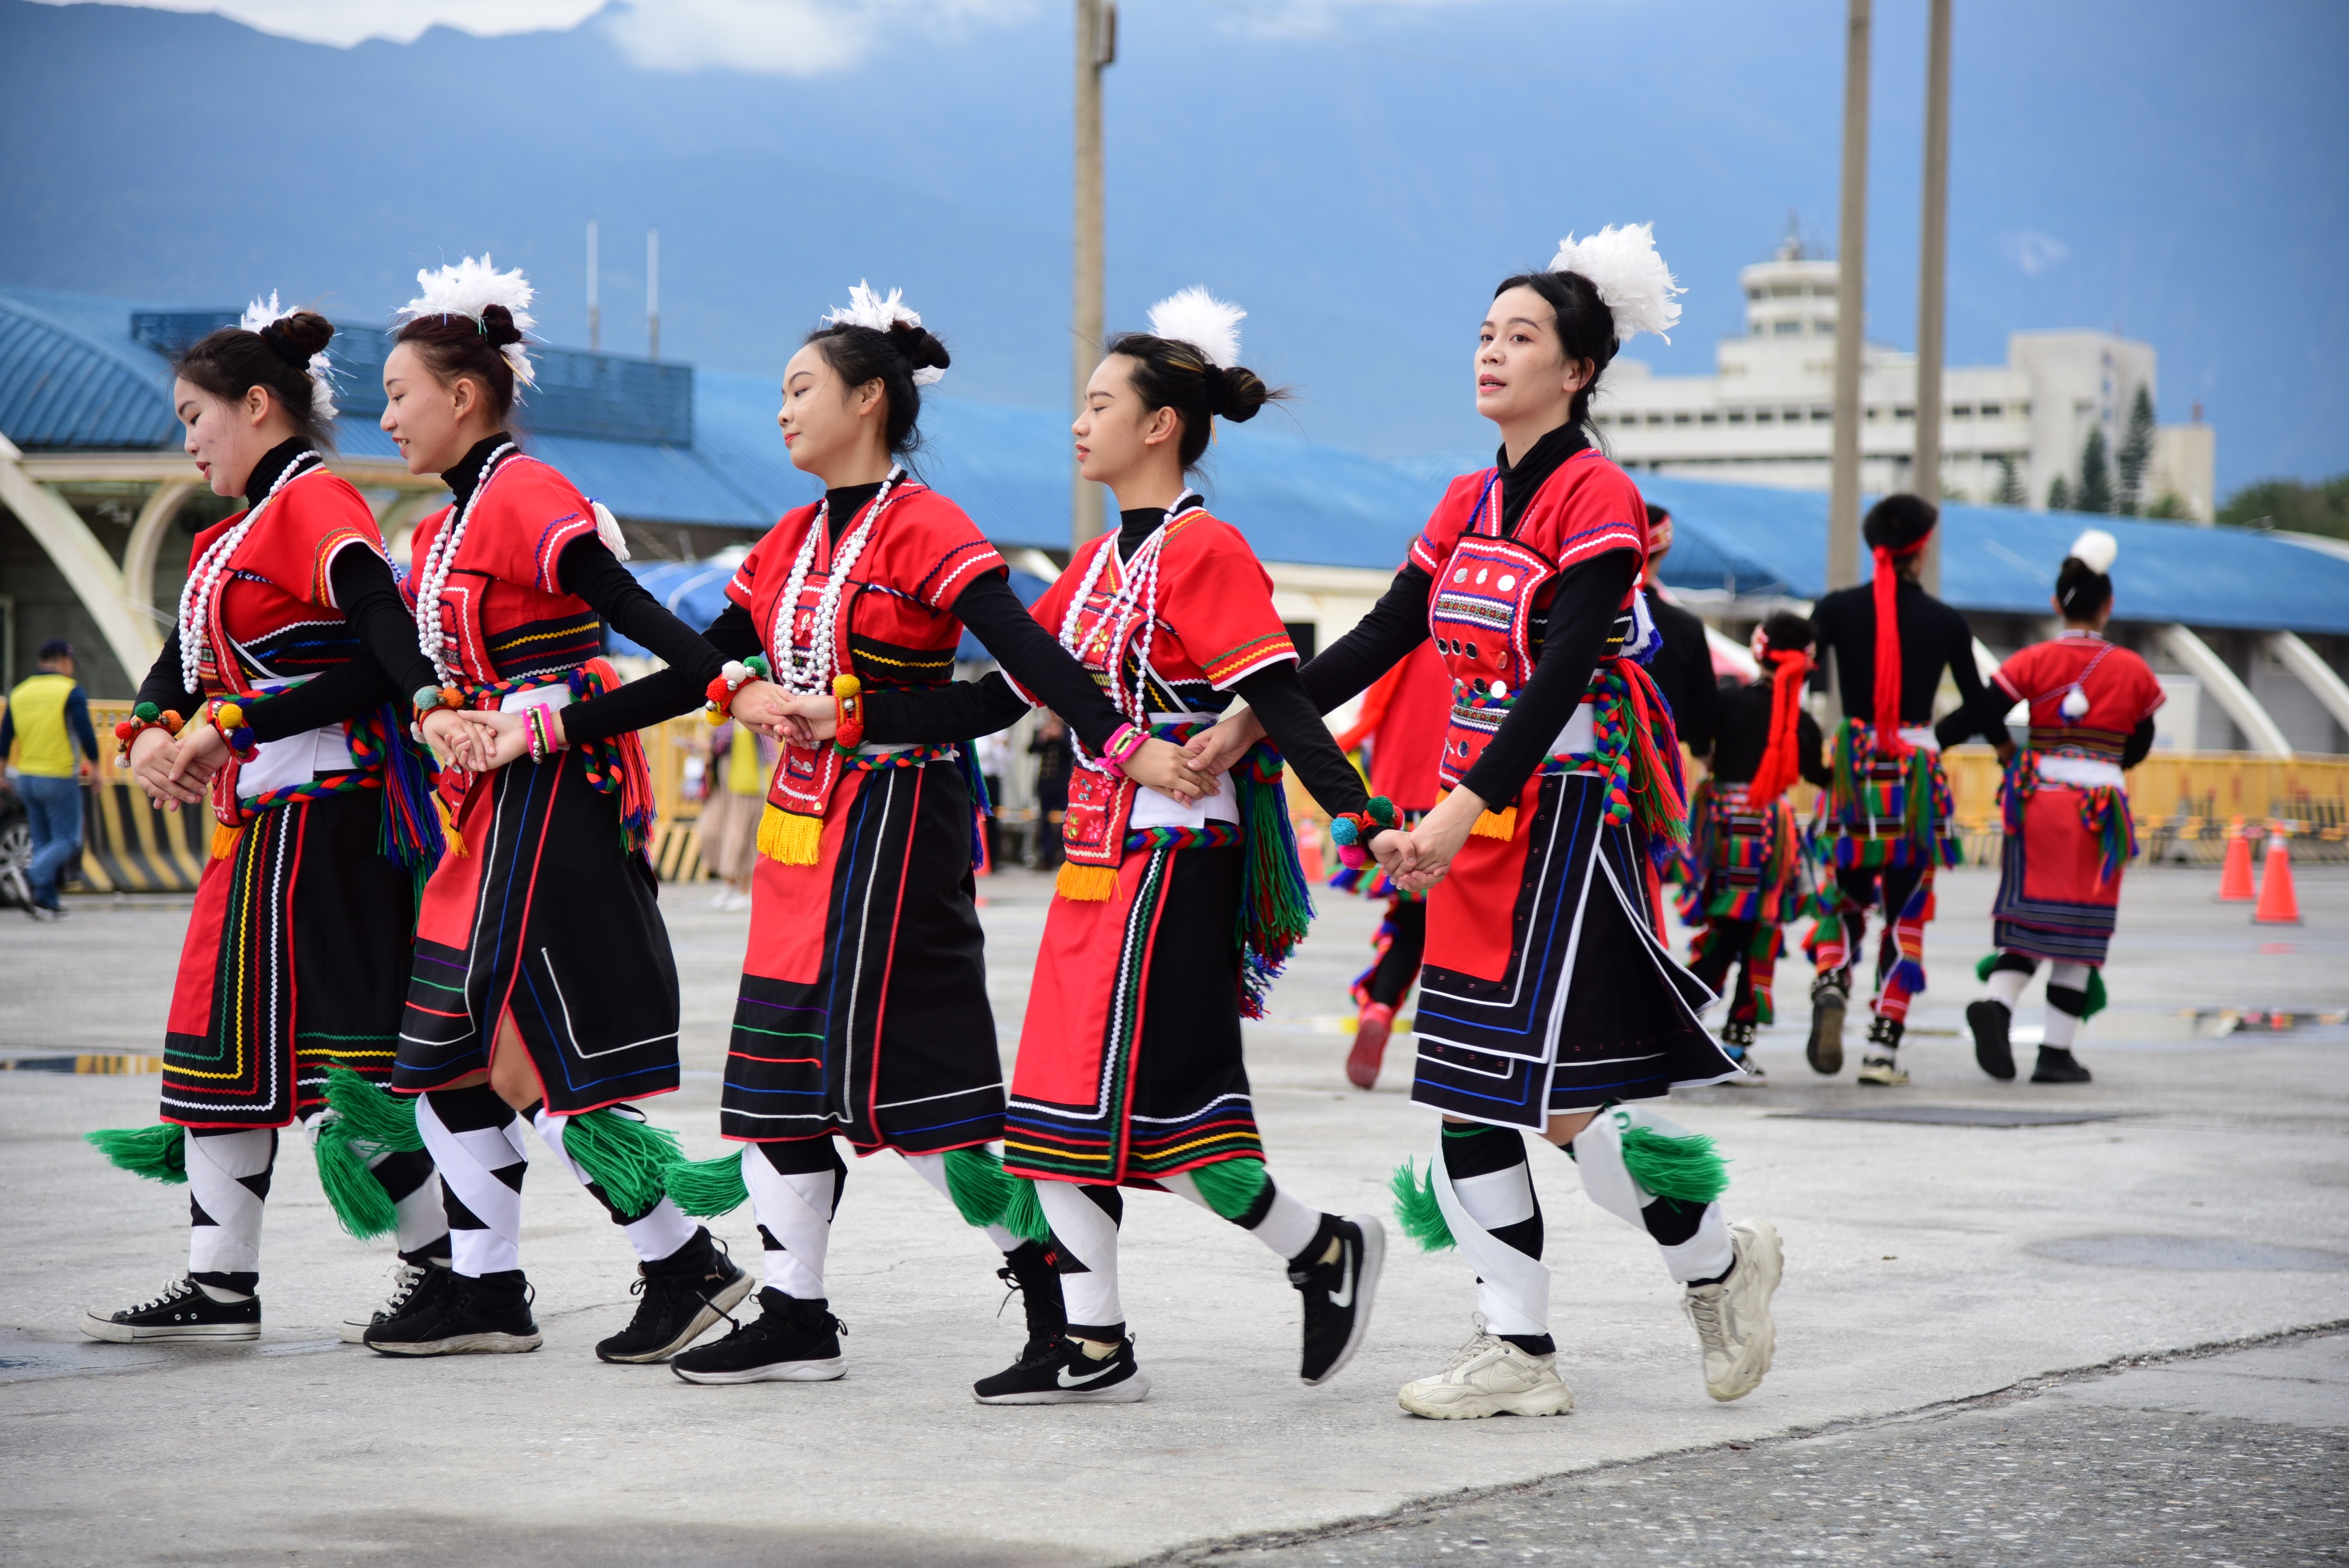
[{"left": 1, "top": 862, "right": 2344, "bottom": 1565}]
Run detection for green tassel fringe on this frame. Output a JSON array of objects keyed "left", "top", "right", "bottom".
[
  {"left": 1618, "top": 1125, "right": 1729, "bottom": 1206},
  {"left": 312, "top": 1122, "right": 399, "bottom": 1239},
  {"left": 1389, "top": 1159, "right": 1455, "bottom": 1251},
  {"left": 86, "top": 1124, "right": 187, "bottom": 1184},
  {"left": 941, "top": 1146, "right": 1016, "bottom": 1229},
  {"left": 1185, "top": 1156, "right": 1269, "bottom": 1222},
  {"left": 560, "top": 1108, "right": 682, "bottom": 1217},
  {"left": 663, "top": 1148, "right": 750, "bottom": 1217},
  {"left": 999, "top": 1176, "right": 1050, "bottom": 1244},
  {"left": 323, "top": 1066, "right": 424, "bottom": 1153}
]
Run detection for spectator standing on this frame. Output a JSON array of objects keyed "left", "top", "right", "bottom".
[{"left": 2, "top": 638, "right": 100, "bottom": 920}]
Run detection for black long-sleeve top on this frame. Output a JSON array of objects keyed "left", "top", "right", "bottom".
[
  {"left": 1708, "top": 678, "right": 1833, "bottom": 788},
  {"left": 1294, "top": 425, "right": 1641, "bottom": 808},
  {"left": 1807, "top": 577, "right": 1999, "bottom": 752},
  {"left": 1643, "top": 587, "right": 1718, "bottom": 759},
  {"left": 859, "top": 506, "right": 1373, "bottom": 820},
  {"left": 561, "top": 483, "right": 1131, "bottom": 752}
]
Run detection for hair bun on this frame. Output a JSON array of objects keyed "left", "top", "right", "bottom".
[
  {"left": 884, "top": 318, "right": 950, "bottom": 373},
  {"left": 260, "top": 310, "right": 334, "bottom": 366},
  {"left": 1208, "top": 364, "right": 1271, "bottom": 423},
  {"left": 479, "top": 303, "right": 525, "bottom": 347}
]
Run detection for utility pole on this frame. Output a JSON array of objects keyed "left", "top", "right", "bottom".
[
  {"left": 586, "top": 220, "right": 600, "bottom": 353},
  {"left": 1070, "top": 0, "right": 1115, "bottom": 551},
  {"left": 1913, "top": 0, "right": 1952, "bottom": 593},
  {"left": 646, "top": 228, "right": 661, "bottom": 360},
  {"left": 1827, "top": 0, "right": 1871, "bottom": 607}
]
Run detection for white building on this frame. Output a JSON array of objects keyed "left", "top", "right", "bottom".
[{"left": 1592, "top": 245, "right": 2218, "bottom": 521}]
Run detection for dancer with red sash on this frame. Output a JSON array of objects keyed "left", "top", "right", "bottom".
[
  {"left": 1804, "top": 496, "right": 2002, "bottom": 1085},
  {"left": 1964, "top": 529, "right": 2161, "bottom": 1085},
  {"left": 1681, "top": 613, "right": 1832, "bottom": 1082},
  {"left": 83, "top": 299, "right": 455, "bottom": 1347},
  {"left": 1329, "top": 640, "right": 1451, "bottom": 1089},
  {"left": 354, "top": 259, "right": 752, "bottom": 1361},
  {"left": 547, "top": 285, "right": 1211, "bottom": 1386},
  {"left": 1200, "top": 228, "right": 1782, "bottom": 1418}
]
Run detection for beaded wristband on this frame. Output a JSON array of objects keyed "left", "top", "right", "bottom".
[
  {"left": 1329, "top": 795, "right": 1401, "bottom": 870},
  {"left": 208, "top": 696, "right": 260, "bottom": 763},
  {"left": 1101, "top": 723, "right": 1150, "bottom": 768},
  {"left": 703, "top": 654, "right": 771, "bottom": 724},
  {"left": 113, "top": 702, "right": 183, "bottom": 765},
  {"left": 413, "top": 684, "right": 465, "bottom": 720},
  {"left": 524, "top": 706, "right": 549, "bottom": 765},
  {"left": 832, "top": 672, "right": 865, "bottom": 755}
]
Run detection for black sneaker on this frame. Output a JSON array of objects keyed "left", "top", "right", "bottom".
[
  {"left": 1806, "top": 974, "right": 1847, "bottom": 1075},
  {"left": 340, "top": 1258, "right": 455, "bottom": 1345},
  {"left": 81, "top": 1276, "right": 260, "bottom": 1343},
  {"left": 1968, "top": 999, "right": 2017, "bottom": 1080},
  {"left": 1290, "top": 1214, "right": 1385, "bottom": 1386},
  {"left": 973, "top": 1333, "right": 1148, "bottom": 1405},
  {"left": 365, "top": 1269, "right": 542, "bottom": 1355},
  {"left": 996, "top": 1240, "right": 1069, "bottom": 1364},
  {"left": 597, "top": 1228, "right": 754, "bottom": 1364},
  {"left": 2032, "top": 1046, "right": 2094, "bottom": 1084},
  {"left": 670, "top": 1289, "right": 845, "bottom": 1384}
]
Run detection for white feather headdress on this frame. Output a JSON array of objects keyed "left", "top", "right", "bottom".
[
  {"left": 1548, "top": 223, "right": 1685, "bottom": 344},
  {"left": 2067, "top": 527, "right": 2119, "bottom": 576},
  {"left": 239, "top": 291, "right": 337, "bottom": 424},
  {"left": 1146, "top": 286, "right": 1245, "bottom": 370},
  {"left": 822, "top": 282, "right": 945, "bottom": 385},
  {"left": 394, "top": 256, "right": 538, "bottom": 390}
]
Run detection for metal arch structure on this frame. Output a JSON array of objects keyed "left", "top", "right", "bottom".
[
  {"left": 2267, "top": 632, "right": 2349, "bottom": 745},
  {"left": 0, "top": 431, "right": 162, "bottom": 680},
  {"left": 2160, "top": 624, "right": 2292, "bottom": 759}
]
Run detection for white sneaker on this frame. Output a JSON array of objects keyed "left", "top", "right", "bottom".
[
  {"left": 1684, "top": 1218, "right": 1783, "bottom": 1402},
  {"left": 708, "top": 887, "right": 735, "bottom": 910},
  {"left": 1397, "top": 1317, "right": 1574, "bottom": 1420}
]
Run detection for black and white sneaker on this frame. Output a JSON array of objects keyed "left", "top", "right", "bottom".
[
  {"left": 1290, "top": 1213, "right": 1384, "bottom": 1386},
  {"left": 1968, "top": 999, "right": 2017, "bottom": 1080},
  {"left": 670, "top": 1288, "right": 845, "bottom": 1384},
  {"left": 82, "top": 1276, "right": 260, "bottom": 1343},
  {"left": 597, "top": 1228, "right": 754, "bottom": 1364},
  {"left": 340, "top": 1258, "right": 454, "bottom": 1345},
  {"left": 365, "top": 1269, "right": 542, "bottom": 1355},
  {"left": 973, "top": 1333, "right": 1149, "bottom": 1405}
]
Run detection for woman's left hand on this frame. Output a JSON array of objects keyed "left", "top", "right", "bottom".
[
  {"left": 164, "top": 721, "right": 230, "bottom": 790},
  {"left": 1394, "top": 788, "right": 1486, "bottom": 892}
]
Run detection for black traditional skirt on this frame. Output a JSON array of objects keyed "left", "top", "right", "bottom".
[
  {"left": 1412, "top": 771, "right": 1736, "bottom": 1129},
  {"left": 393, "top": 749, "right": 680, "bottom": 1115},
  {"left": 162, "top": 790, "right": 415, "bottom": 1128},
  {"left": 723, "top": 755, "right": 1004, "bottom": 1155}
]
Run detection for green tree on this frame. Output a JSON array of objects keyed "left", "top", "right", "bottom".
[
  {"left": 2046, "top": 473, "right": 2072, "bottom": 511},
  {"left": 2076, "top": 426, "right": 2114, "bottom": 513},
  {"left": 2217, "top": 474, "right": 2349, "bottom": 538},
  {"left": 1993, "top": 454, "right": 2026, "bottom": 506},
  {"left": 2116, "top": 385, "right": 2156, "bottom": 514},
  {"left": 2144, "top": 492, "right": 2191, "bottom": 520}
]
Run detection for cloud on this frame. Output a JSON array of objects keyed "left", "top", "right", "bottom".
[
  {"left": 2002, "top": 229, "right": 2070, "bottom": 277},
  {"left": 602, "top": 0, "right": 1032, "bottom": 77},
  {"left": 27, "top": 0, "right": 607, "bottom": 47}
]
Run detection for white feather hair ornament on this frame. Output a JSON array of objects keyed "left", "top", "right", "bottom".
[
  {"left": 2066, "top": 527, "right": 2119, "bottom": 576},
  {"left": 1548, "top": 223, "right": 1686, "bottom": 344},
  {"left": 1146, "top": 286, "right": 1246, "bottom": 370},
  {"left": 394, "top": 255, "right": 539, "bottom": 390},
  {"left": 240, "top": 290, "right": 337, "bottom": 423},
  {"left": 822, "top": 282, "right": 945, "bottom": 385}
]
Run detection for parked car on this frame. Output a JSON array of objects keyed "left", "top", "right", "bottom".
[{"left": 0, "top": 773, "right": 30, "bottom": 908}]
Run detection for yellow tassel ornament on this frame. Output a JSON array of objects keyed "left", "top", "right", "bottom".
[
  {"left": 759, "top": 803, "right": 824, "bottom": 866},
  {"left": 1054, "top": 861, "right": 1121, "bottom": 901}
]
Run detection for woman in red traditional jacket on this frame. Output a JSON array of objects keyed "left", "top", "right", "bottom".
[
  {"left": 530, "top": 285, "right": 1212, "bottom": 1387},
  {"left": 83, "top": 299, "right": 457, "bottom": 1348},
  {"left": 1327, "top": 639, "right": 1451, "bottom": 1088},
  {"left": 1199, "top": 228, "right": 1782, "bottom": 1419},
  {"left": 1964, "top": 529, "right": 2163, "bottom": 1086},
  {"left": 353, "top": 259, "right": 751, "bottom": 1363}
]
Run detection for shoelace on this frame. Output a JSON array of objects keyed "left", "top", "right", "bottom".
[
  {"left": 993, "top": 1263, "right": 1027, "bottom": 1322},
  {"left": 1685, "top": 1290, "right": 1729, "bottom": 1349},
  {"left": 125, "top": 1278, "right": 200, "bottom": 1317},
  {"left": 376, "top": 1263, "right": 426, "bottom": 1316}
]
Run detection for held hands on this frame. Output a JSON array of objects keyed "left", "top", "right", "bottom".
[
  {"left": 732, "top": 681, "right": 816, "bottom": 745},
  {"left": 129, "top": 725, "right": 203, "bottom": 810},
  {"left": 420, "top": 707, "right": 495, "bottom": 773},
  {"left": 1185, "top": 708, "right": 1265, "bottom": 778},
  {"left": 1391, "top": 787, "right": 1487, "bottom": 893},
  {"left": 1120, "top": 737, "right": 1219, "bottom": 806},
  {"left": 163, "top": 721, "right": 230, "bottom": 796}
]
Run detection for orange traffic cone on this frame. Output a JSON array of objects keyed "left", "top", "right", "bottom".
[
  {"left": 2253, "top": 824, "right": 2301, "bottom": 925},
  {"left": 2217, "top": 815, "right": 2257, "bottom": 902},
  {"left": 1296, "top": 815, "right": 1327, "bottom": 884}
]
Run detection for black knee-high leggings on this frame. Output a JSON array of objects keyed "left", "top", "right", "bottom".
[{"left": 1367, "top": 899, "right": 1427, "bottom": 1007}]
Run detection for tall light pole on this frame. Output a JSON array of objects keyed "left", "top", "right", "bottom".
[
  {"left": 1827, "top": 0, "right": 1872, "bottom": 613},
  {"left": 1070, "top": 0, "right": 1115, "bottom": 551},
  {"left": 1913, "top": 0, "right": 1952, "bottom": 593}
]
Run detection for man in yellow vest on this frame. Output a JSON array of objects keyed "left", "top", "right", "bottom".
[{"left": 2, "top": 638, "right": 100, "bottom": 921}]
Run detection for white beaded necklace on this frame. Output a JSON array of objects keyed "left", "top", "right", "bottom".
[
  {"left": 768, "top": 467, "right": 909, "bottom": 696},
  {"left": 412, "top": 441, "right": 516, "bottom": 685},
  {"left": 1055, "top": 490, "right": 1201, "bottom": 770},
  {"left": 176, "top": 449, "right": 319, "bottom": 694}
]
